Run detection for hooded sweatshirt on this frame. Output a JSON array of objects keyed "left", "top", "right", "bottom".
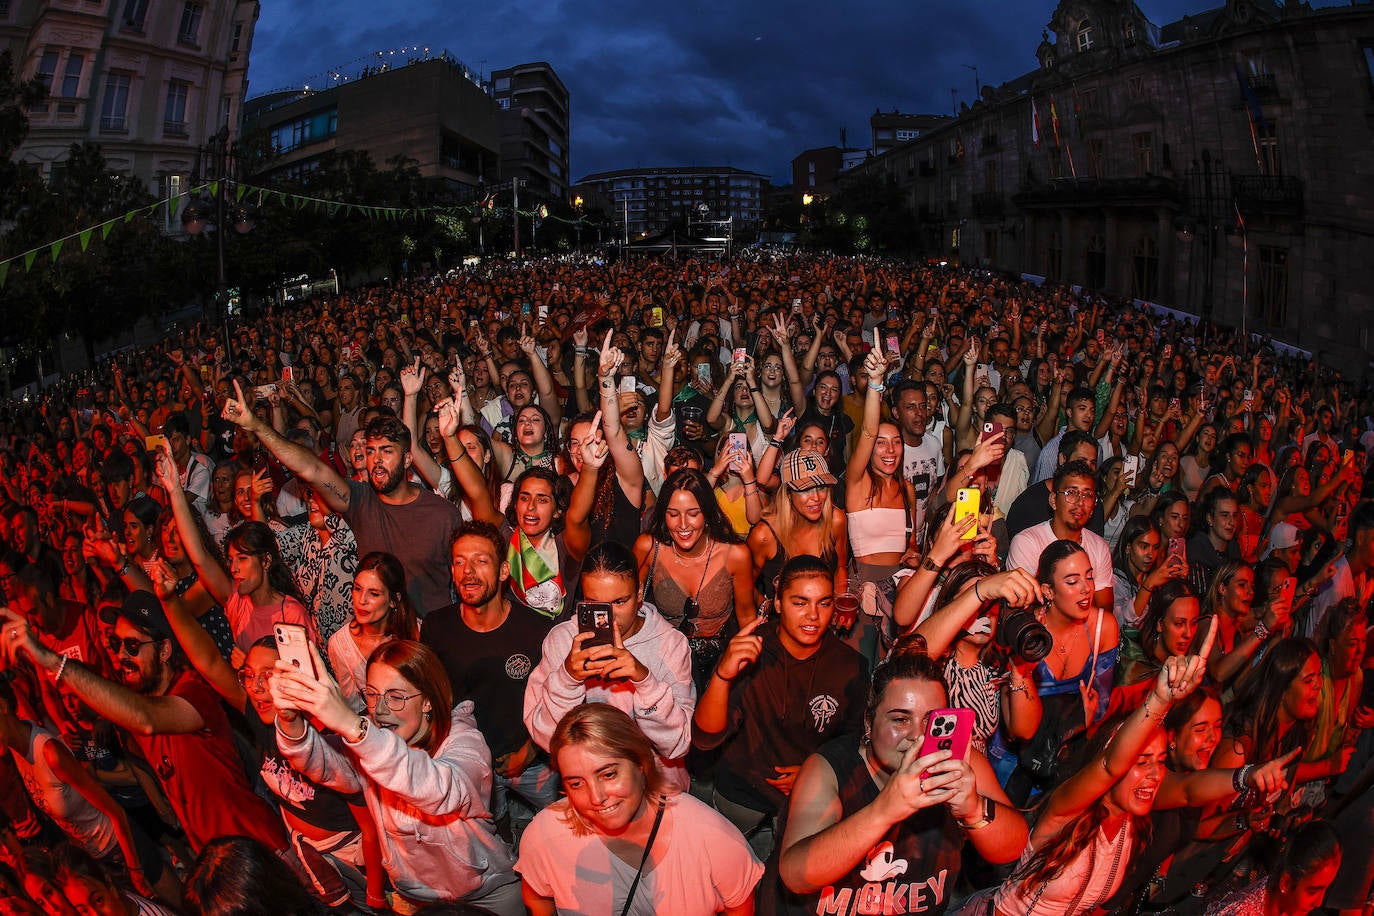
[
  {"left": 523, "top": 602, "right": 696, "bottom": 789},
  {"left": 277, "top": 701, "right": 516, "bottom": 903}
]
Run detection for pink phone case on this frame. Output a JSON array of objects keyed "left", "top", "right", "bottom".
[{"left": 918, "top": 707, "right": 975, "bottom": 772}]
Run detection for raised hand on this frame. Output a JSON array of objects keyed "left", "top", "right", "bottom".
[
  {"left": 580, "top": 411, "right": 609, "bottom": 470},
  {"left": 153, "top": 440, "right": 180, "bottom": 493},
  {"left": 597, "top": 329, "right": 623, "bottom": 379},
  {"left": 715, "top": 615, "right": 765, "bottom": 681},
  {"left": 435, "top": 398, "right": 461, "bottom": 440},
  {"left": 400, "top": 357, "right": 426, "bottom": 398},
  {"left": 773, "top": 407, "right": 797, "bottom": 442},
  {"left": 221, "top": 380, "right": 259, "bottom": 431},
  {"left": 518, "top": 323, "right": 538, "bottom": 357}
]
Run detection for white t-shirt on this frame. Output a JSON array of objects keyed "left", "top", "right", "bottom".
[
  {"left": 1006, "top": 520, "right": 1114, "bottom": 594},
  {"left": 516, "top": 792, "right": 762, "bottom": 915},
  {"left": 903, "top": 435, "right": 945, "bottom": 538}
]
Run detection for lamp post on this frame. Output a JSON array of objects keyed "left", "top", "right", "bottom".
[{"left": 182, "top": 126, "right": 251, "bottom": 359}]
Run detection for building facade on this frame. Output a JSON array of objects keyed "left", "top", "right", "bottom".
[
  {"left": 2, "top": 0, "right": 258, "bottom": 206},
  {"left": 846, "top": 0, "right": 1374, "bottom": 373},
  {"left": 491, "top": 61, "right": 570, "bottom": 202},
  {"left": 242, "top": 56, "right": 502, "bottom": 194},
  {"left": 574, "top": 165, "right": 768, "bottom": 240},
  {"left": 870, "top": 109, "right": 950, "bottom": 157},
  {"left": 792, "top": 144, "right": 868, "bottom": 201}
]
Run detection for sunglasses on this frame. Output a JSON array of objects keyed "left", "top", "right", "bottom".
[{"left": 108, "top": 634, "right": 159, "bottom": 656}]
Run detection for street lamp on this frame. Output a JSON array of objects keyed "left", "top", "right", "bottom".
[{"left": 182, "top": 126, "right": 256, "bottom": 358}]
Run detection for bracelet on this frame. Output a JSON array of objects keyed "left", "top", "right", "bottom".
[
  {"left": 712, "top": 670, "right": 734, "bottom": 684},
  {"left": 53, "top": 656, "right": 69, "bottom": 684},
  {"left": 1007, "top": 680, "right": 1028, "bottom": 695},
  {"left": 1252, "top": 621, "right": 1271, "bottom": 642},
  {"left": 920, "top": 555, "right": 940, "bottom": 572},
  {"left": 869, "top": 382, "right": 886, "bottom": 393},
  {"left": 116, "top": 557, "right": 131, "bottom": 576},
  {"left": 1233, "top": 763, "right": 1255, "bottom": 793},
  {"left": 973, "top": 579, "right": 984, "bottom": 602},
  {"left": 768, "top": 438, "right": 784, "bottom": 448},
  {"left": 1141, "top": 695, "right": 1167, "bottom": 721},
  {"left": 575, "top": 347, "right": 588, "bottom": 355},
  {"left": 743, "top": 482, "right": 757, "bottom": 491},
  {"left": 447, "top": 452, "right": 467, "bottom": 465},
  {"left": 749, "top": 386, "right": 761, "bottom": 393},
  {"left": 1138, "top": 586, "right": 1152, "bottom": 596}
]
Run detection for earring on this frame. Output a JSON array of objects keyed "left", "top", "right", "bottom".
[{"left": 424, "top": 709, "right": 432, "bottom": 721}]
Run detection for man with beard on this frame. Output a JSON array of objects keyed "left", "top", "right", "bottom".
[
  {"left": 421, "top": 521, "right": 557, "bottom": 840},
  {"left": 0, "top": 591, "right": 287, "bottom": 855},
  {"left": 891, "top": 380, "right": 944, "bottom": 538},
  {"left": 1006, "top": 459, "right": 1114, "bottom": 609},
  {"left": 222, "top": 383, "right": 461, "bottom": 614}
]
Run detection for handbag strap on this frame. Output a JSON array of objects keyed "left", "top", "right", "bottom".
[
  {"left": 620, "top": 798, "right": 667, "bottom": 916},
  {"left": 641, "top": 541, "right": 659, "bottom": 602}
]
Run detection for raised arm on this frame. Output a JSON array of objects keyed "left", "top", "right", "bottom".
[
  {"left": 769, "top": 313, "right": 809, "bottom": 410},
  {"left": 222, "top": 380, "right": 353, "bottom": 512},
  {"left": 519, "top": 324, "right": 563, "bottom": 429},
  {"left": 437, "top": 398, "right": 502, "bottom": 526},
  {"left": 594, "top": 331, "right": 645, "bottom": 504},
  {"left": 913, "top": 570, "right": 1039, "bottom": 658},
  {"left": 153, "top": 443, "right": 234, "bottom": 606},
  {"left": 400, "top": 358, "right": 444, "bottom": 489},
  {"left": 561, "top": 412, "right": 605, "bottom": 563}
]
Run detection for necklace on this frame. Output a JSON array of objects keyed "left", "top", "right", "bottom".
[{"left": 670, "top": 538, "right": 709, "bottom": 562}]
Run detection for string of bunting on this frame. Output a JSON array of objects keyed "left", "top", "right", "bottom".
[{"left": 0, "top": 178, "right": 610, "bottom": 288}]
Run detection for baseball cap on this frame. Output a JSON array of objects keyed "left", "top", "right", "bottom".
[
  {"left": 97, "top": 589, "right": 172, "bottom": 641},
  {"left": 1262, "top": 522, "right": 1301, "bottom": 558},
  {"left": 782, "top": 450, "right": 838, "bottom": 492}
]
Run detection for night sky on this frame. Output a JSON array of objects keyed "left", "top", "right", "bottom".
[{"left": 245, "top": 0, "right": 1293, "bottom": 185}]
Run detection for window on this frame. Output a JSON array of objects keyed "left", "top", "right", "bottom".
[
  {"left": 948, "top": 176, "right": 958, "bottom": 204},
  {"left": 1123, "top": 20, "right": 1137, "bottom": 47},
  {"left": 1080, "top": 87, "right": 1099, "bottom": 111},
  {"left": 984, "top": 160, "right": 998, "bottom": 192},
  {"left": 1256, "top": 246, "right": 1288, "bottom": 325},
  {"left": 984, "top": 229, "right": 998, "bottom": 265},
  {"left": 951, "top": 227, "right": 961, "bottom": 249},
  {"left": 230, "top": 22, "right": 243, "bottom": 54},
  {"left": 178, "top": 2, "right": 203, "bottom": 44},
  {"left": 1086, "top": 138, "right": 1105, "bottom": 178},
  {"left": 1131, "top": 235, "right": 1159, "bottom": 300},
  {"left": 61, "top": 54, "right": 83, "bottom": 98},
  {"left": 100, "top": 72, "right": 131, "bottom": 131},
  {"left": 497, "top": 97, "right": 510, "bottom": 110},
  {"left": 1047, "top": 146, "right": 1064, "bottom": 180},
  {"left": 1046, "top": 231, "right": 1063, "bottom": 281},
  {"left": 163, "top": 174, "right": 182, "bottom": 230},
  {"left": 164, "top": 81, "right": 188, "bottom": 135},
  {"left": 219, "top": 94, "right": 231, "bottom": 128},
  {"left": 1257, "top": 122, "right": 1281, "bottom": 176},
  {"left": 123, "top": 0, "right": 148, "bottom": 30},
  {"left": 1128, "top": 75, "right": 1145, "bottom": 100},
  {"left": 1077, "top": 19, "right": 1095, "bottom": 52},
  {"left": 31, "top": 50, "right": 58, "bottom": 110},
  {"left": 1133, "top": 132, "right": 1153, "bottom": 175},
  {"left": 1084, "top": 233, "right": 1107, "bottom": 290}
]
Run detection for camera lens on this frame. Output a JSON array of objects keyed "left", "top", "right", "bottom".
[{"left": 995, "top": 605, "right": 1053, "bottom": 663}]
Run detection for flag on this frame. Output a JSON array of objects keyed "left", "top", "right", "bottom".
[
  {"left": 1031, "top": 98, "right": 1041, "bottom": 149},
  {"left": 1234, "top": 64, "right": 1268, "bottom": 132},
  {"left": 506, "top": 529, "right": 564, "bottom": 619}
]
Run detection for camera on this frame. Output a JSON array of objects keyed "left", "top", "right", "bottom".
[{"left": 995, "top": 603, "right": 1052, "bottom": 663}]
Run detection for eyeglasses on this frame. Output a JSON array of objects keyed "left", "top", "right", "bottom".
[
  {"left": 238, "top": 669, "right": 274, "bottom": 691},
  {"left": 1057, "top": 488, "right": 1097, "bottom": 504},
  {"left": 361, "top": 688, "right": 422, "bottom": 710},
  {"left": 108, "top": 634, "right": 159, "bottom": 656}
]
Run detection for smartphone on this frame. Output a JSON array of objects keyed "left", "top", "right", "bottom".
[
  {"left": 917, "top": 708, "right": 975, "bottom": 770},
  {"left": 1243, "top": 389, "right": 1253, "bottom": 403},
  {"left": 1123, "top": 454, "right": 1140, "bottom": 485},
  {"left": 885, "top": 334, "right": 900, "bottom": 355},
  {"left": 954, "top": 488, "right": 980, "bottom": 540},
  {"left": 1168, "top": 537, "right": 1186, "bottom": 564},
  {"left": 1280, "top": 577, "right": 1297, "bottom": 604},
  {"left": 1096, "top": 329, "right": 1107, "bottom": 346},
  {"left": 144, "top": 434, "right": 168, "bottom": 453},
  {"left": 980, "top": 421, "right": 1004, "bottom": 444},
  {"left": 253, "top": 384, "right": 278, "bottom": 401},
  {"left": 792, "top": 298, "right": 802, "bottom": 313},
  {"left": 648, "top": 306, "right": 663, "bottom": 327},
  {"left": 619, "top": 376, "right": 637, "bottom": 394},
  {"left": 732, "top": 347, "right": 747, "bottom": 364},
  {"left": 576, "top": 602, "right": 615, "bottom": 650},
  {"left": 728, "top": 432, "right": 748, "bottom": 455},
  {"left": 695, "top": 363, "right": 712, "bottom": 384},
  {"left": 1169, "top": 397, "right": 1181, "bottom": 412},
  {"left": 282, "top": 365, "right": 294, "bottom": 383},
  {"left": 538, "top": 304, "right": 549, "bottom": 321},
  {"left": 274, "top": 623, "right": 317, "bottom": 680}
]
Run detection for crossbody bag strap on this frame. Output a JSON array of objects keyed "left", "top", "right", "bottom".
[
  {"left": 641, "top": 541, "right": 659, "bottom": 602},
  {"left": 620, "top": 798, "right": 667, "bottom": 916}
]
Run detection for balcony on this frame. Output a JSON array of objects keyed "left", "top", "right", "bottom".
[
  {"left": 972, "top": 192, "right": 1005, "bottom": 218},
  {"left": 163, "top": 120, "right": 188, "bottom": 137},
  {"left": 1012, "top": 175, "right": 1181, "bottom": 211},
  {"left": 1231, "top": 174, "right": 1303, "bottom": 220},
  {"left": 99, "top": 115, "right": 127, "bottom": 132},
  {"left": 1246, "top": 72, "right": 1277, "bottom": 97}
]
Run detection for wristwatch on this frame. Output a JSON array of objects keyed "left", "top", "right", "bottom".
[
  {"left": 960, "top": 795, "right": 996, "bottom": 831},
  {"left": 345, "top": 716, "right": 369, "bottom": 745}
]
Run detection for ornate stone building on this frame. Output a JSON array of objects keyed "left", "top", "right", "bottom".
[{"left": 846, "top": 0, "right": 1374, "bottom": 373}]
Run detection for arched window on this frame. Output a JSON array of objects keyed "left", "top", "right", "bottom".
[
  {"left": 1046, "top": 231, "right": 1063, "bottom": 281},
  {"left": 1078, "top": 20, "right": 1095, "bottom": 51},
  {"left": 1085, "top": 233, "right": 1107, "bottom": 290},
  {"left": 1123, "top": 20, "right": 1137, "bottom": 46},
  {"left": 1131, "top": 235, "right": 1159, "bottom": 300}
]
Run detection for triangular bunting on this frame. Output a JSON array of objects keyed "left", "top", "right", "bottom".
[
  {"left": 50, "top": 239, "right": 64, "bottom": 263},
  {"left": 0, "top": 261, "right": 8, "bottom": 288},
  {"left": 79, "top": 228, "right": 93, "bottom": 252},
  {"left": 23, "top": 250, "right": 37, "bottom": 271},
  {"left": 235, "top": 182, "right": 248, "bottom": 201},
  {"left": 101, "top": 221, "right": 115, "bottom": 240},
  {"left": 208, "top": 180, "right": 219, "bottom": 198}
]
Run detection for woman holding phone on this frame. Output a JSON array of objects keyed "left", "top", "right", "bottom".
[
  {"left": 271, "top": 639, "right": 521, "bottom": 913},
  {"left": 327, "top": 552, "right": 419, "bottom": 710}
]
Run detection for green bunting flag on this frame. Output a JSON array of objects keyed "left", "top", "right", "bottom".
[
  {"left": 0, "top": 261, "right": 8, "bottom": 288},
  {"left": 50, "top": 239, "right": 64, "bottom": 263},
  {"left": 208, "top": 180, "right": 219, "bottom": 198},
  {"left": 79, "top": 228, "right": 93, "bottom": 252},
  {"left": 23, "top": 251, "right": 37, "bottom": 272},
  {"left": 235, "top": 182, "right": 248, "bottom": 201},
  {"left": 101, "top": 220, "right": 115, "bottom": 240}
]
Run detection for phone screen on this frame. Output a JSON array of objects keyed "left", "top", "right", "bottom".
[{"left": 577, "top": 602, "right": 615, "bottom": 649}]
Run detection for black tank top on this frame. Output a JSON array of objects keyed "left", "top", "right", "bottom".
[{"left": 761, "top": 736, "right": 965, "bottom": 916}]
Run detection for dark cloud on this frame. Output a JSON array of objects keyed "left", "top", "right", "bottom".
[{"left": 247, "top": 0, "right": 1226, "bottom": 183}]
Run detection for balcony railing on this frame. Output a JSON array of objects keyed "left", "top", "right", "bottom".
[
  {"left": 99, "top": 115, "right": 126, "bottom": 132},
  {"left": 1231, "top": 174, "right": 1302, "bottom": 219},
  {"left": 1012, "top": 175, "right": 1181, "bottom": 210},
  {"left": 163, "top": 120, "right": 188, "bottom": 137},
  {"left": 1246, "top": 72, "right": 1277, "bottom": 96}
]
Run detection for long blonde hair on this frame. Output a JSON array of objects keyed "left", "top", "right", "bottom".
[{"left": 766, "top": 482, "right": 837, "bottom": 566}]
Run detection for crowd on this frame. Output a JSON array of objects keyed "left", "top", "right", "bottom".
[{"left": 0, "top": 249, "right": 1370, "bottom": 915}]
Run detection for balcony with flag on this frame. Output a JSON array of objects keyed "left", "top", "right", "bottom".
[{"left": 1012, "top": 175, "right": 1182, "bottom": 211}]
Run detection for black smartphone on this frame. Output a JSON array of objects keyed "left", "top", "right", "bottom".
[{"left": 576, "top": 602, "right": 615, "bottom": 649}]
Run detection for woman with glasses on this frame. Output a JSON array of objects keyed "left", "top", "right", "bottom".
[{"left": 271, "top": 639, "right": 521, "bottom": 914}]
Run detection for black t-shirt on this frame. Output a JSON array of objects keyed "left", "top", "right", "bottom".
[
  {"left": 245, "top": 704, "right": 361, "bottom": 834},
  {"left": 421, "top": 600, "right": 551, "bottom": 758}
]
